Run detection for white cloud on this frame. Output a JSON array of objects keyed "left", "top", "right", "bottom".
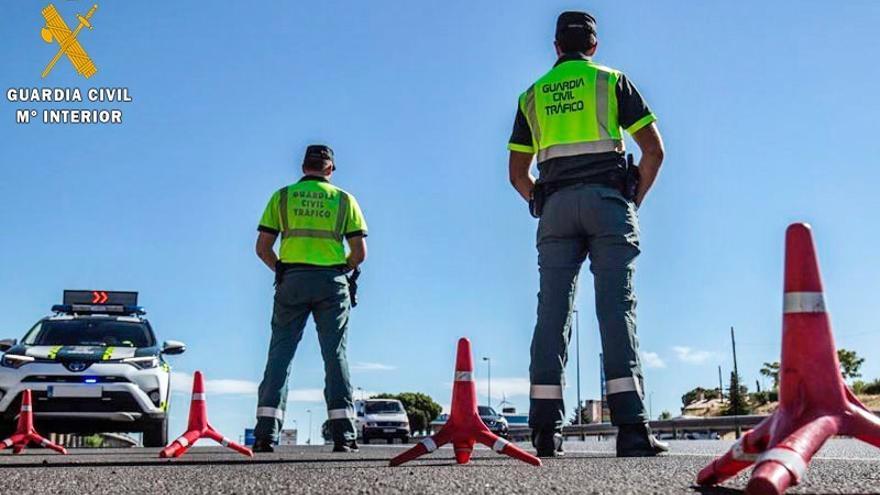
[
  {"left": 641, "top": 351, "right": 666, "bottom": 369},
  {"left": 488, "top": 377, "right": 531, "bottom": 397},
  {"left": 170, "top": 371, "right": 323, "bottom": 402},
  {"left": 287, "top": 389, "right": 325, "bottom": 402},
  {"left": 350, "top": 362, "right": 396, "bottom": 372},
  {"left": 672, "top": 346, "right": 718, "bottom": 365}
]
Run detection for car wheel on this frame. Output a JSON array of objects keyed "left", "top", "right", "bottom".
[
  {"left": 386, "top": 437, "right": 393, "bottom": 445},
  {"left": 142, "top": 418, "right": 168, "bottom": 448},
  {"left": 401, "top": 436, "right": 410, "bottom": 444},
  {"left": 362, "top": 435, "right": 370, "bottom": 445}
]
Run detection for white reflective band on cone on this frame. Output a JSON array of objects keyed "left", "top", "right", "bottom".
[
  {"left": 328, "top": 408, "right": 353, "bottom": 420},
  {"left": 454, "top": 371, "right": 473, "bottom": 382},
  {"left": 2, "top": 439, "right": 12, "bottom": 447},
  {"left": 420, "top": 437, "right": 437, "bottom": 453},
  {"left": 492, "top": 438, "right": 510, "bottom": 453},
  {"left": 530, "top": 384, "right": 563, "bottom": 400},
  {"left": 192, "top": 393, "right": 206, "bottom": 401},
  {"left": 783, "top": 292, "right": 826, "bottom": 314},
  {"left": 177, "top": 437, "right": 190, "bottom": 447},
  {"left": 731, "top": 438, "right": 759, "bottom": 462},
  {"left": 606, "top": 377, "right": 642, "bottom": 396},
  {"left": 256, "top": 407, "right": 284, "bottom": 420},
  {"left": 220, "top": 438, "right": 230, "bottom": 447},
  {"left": 22, "top": 405, "right": 31, "bottom": 412},
  {"left": 40, "top": 439, "right": 49, "bottom": 446},
  {"left": 756, "top": 448, "right": 807, "bottom": 481}
]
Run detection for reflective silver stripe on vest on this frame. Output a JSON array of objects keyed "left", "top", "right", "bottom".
[
  {"left": 756, "top": 448, "right": 807, "bottom": 481},
  {"left": 492, "top": 437, "right": 510, "bottom": 453},
  {"left": 328, "top": 408, "right": 353, "bottom": 420},
  {"left": 783, "top": 292, "right": 826, "bottom": 314},
  {"left": 596, "top": 70, "right": 610, "bottom": 140},
  {"left": 606, "top": 376, "right": 642, "bottom": 396},
  {"left": 530, "top": 384, "right": 563, "bottom": 400},
  {"left": 256, "top": 407, "right": 284, "bottom": 420},
  {"left": 524, "top": 85, "right": 541, "bottom": 144},
  {"left": 279, "top": 186, "right": 290, "bottom": 233},
  {"left": 537, "top": 139, "right": 624, "bottom": 162},
  {"left": 454, "top": 371, "right": 473, "bottom": 382},
  {"left": 282, "top": 228, "right": 338, "bottom": 240},
  {"left": 334, "top": 192, "right": 350, "bottom": 240},
  {"left": 421, "top": 437, "right": 438, "bottom": 453}
]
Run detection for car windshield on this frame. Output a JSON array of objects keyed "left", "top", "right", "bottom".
[
  {"left": 365, "top": 401, "right": 404, "bottom": 414},
  {"left": 478, "top": 406, "right": 497, "bottom": 417},
  {"left": 23, "top": 319, "right": 154, "bottom": 347}
]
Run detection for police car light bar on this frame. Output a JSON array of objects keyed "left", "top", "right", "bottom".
[
  {"left": 63, "top": 290, "right": 138, "bottom": 306},
  {"left": 51, "top": 304, "right": 146, "bottom": 316}
]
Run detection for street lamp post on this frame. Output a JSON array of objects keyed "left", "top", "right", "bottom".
[
  {"left": 482, "top": 356, "right": 491, "bottom": 408},
  {"left": 574, "top": 308, "right": 581, "bottom": 426},
  {"left": 306, "top": 409, "right": 313, "bottom": 445}
]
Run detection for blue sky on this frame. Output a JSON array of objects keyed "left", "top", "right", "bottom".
[{"left": 2, "top": 0, "right": 879, "bottom": 443}]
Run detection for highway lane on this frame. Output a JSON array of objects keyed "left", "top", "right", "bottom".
[{"left": 0, "top": 439, "right": 877, "bottom": 494}]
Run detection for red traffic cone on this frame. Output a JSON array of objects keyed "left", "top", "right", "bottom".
[
  {"left": 390, "top": 338, "right": 541, "bottom": 467},
  {"left": 0, "top": 389, "right": 66, "bottom": 455},
  {"left": 697, "top": 223, "right": 880, "bottom": 495},
  {"left": 160, "top": 371, "right": 253, "bottom": 458}
]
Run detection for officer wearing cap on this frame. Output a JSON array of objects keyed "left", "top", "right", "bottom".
[
  {"left": 252, "top": 144, "right": 368, "bottom": 453},
  {"left": 507, "top": 12, "right": 667, "bottom": 457}
]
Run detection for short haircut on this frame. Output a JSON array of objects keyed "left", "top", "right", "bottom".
[
  {"left": 557, "top": 29, "right": 597, "bottom": 53},
  {"left": 303, "top": 157, "right": 331, "bottom": 172}
]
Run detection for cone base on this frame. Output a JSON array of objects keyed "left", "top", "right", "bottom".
[{"left": 746, "top": 462, "right": 790, "bottom": 495}]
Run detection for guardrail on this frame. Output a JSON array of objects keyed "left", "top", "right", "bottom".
[{"left": 560, "top": 410, "right": 880, "bottom": 439}]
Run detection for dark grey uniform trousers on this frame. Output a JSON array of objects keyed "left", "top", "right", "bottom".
[
  {"left": 529, "top": 184, "right": 648, "bottom": 432},
  {"left": 254, "top": 268, "right": 356, "bottom": 444}
]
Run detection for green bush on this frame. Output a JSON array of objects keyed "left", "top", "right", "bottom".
[{"left": 862, "top": 379, "right": 880, "bottom": 395}]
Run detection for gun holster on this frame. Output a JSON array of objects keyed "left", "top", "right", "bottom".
[
  {"left": 274, "top": 260, "right": 287, "bottom": 288},
  {"left": 347, "top": 268, "right": 361, "bottom": 308},
  {"left": 529, "top": 184, "right": 547, "bottom": 219},
  {"left": 623, "top": 153, "right": 640, "bottom": 202}
]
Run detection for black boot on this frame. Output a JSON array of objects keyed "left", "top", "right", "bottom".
[
  {"left": 532, "top": 430, "right": 564, "bottom": 458},
  {"left": 616, "top": 423, "right": 669, "bottom": 457},
  {"left": 252, "top": 437, "right": 275, "bottom": 453},
  {"left": 333, "top": 440, "right": 359, "bottom": 453}
]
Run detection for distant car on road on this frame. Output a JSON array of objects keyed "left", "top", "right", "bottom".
[
  {"left": 479, "top": 406, "right": 509, "bottom": 438},
  {"left": 356, "top": 399, "right": 410, "bottom": 444},
  {"left": 0, "top": 291, "right": 185, "bottom": 447},
  {"left": 429, "top": 406, "right": 509, "bottom": 438}
]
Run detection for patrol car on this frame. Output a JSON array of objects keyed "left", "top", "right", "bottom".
[{"left": 0, "top": 291, "right": 185, "bottom": 447}]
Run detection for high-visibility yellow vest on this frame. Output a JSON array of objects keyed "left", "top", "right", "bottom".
[
  {"left": 515, "top": 59, "right": 650, "bottom": 163},
  {"left": 259, "top": 178, "right": 367, "bottom": 266}
]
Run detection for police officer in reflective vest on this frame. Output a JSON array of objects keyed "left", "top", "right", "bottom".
[
  {"left": 252, "top": 144, "right": 368, "bottom": 453},
  {"left": 507, "top": 12, "right": 667, "bottom": 457}
]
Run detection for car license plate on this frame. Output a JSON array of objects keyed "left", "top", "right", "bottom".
[
  {"left": 383, "top": 428, "right": 397, "bottom": 433},
  {"left": 47, "top": 385, "right": 102, "bottom": 398}
]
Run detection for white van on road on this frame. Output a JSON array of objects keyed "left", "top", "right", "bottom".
[{"left": 355, "top": 399, "right": 410, "bottom": 444}]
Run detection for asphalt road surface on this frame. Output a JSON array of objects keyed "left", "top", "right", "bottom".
[{"left": 0, "top": 439, "right": 877, "bottom": 494}]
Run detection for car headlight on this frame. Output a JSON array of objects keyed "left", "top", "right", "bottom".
[
  {"left": 121, "top": 356, "right": 159, "bottom": 369},
  {"left": 1, "top": 354, "right": 34, "bottom": 369},
  {"left": 366, "top": 422, "right": 377, "bottom": 427}
]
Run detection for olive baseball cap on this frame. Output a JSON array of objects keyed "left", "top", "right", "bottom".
[{"left": 555, "top": 11, "right": 597, "bottom": 40}]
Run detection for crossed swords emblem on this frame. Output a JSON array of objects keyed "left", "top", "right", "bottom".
[{"left": 40, "top": 3, "right": 99, "bottom": 79}]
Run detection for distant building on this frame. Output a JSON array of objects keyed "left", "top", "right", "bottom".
[{"left": 682, "top": 392, "right": 729, "bottom": 417}]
